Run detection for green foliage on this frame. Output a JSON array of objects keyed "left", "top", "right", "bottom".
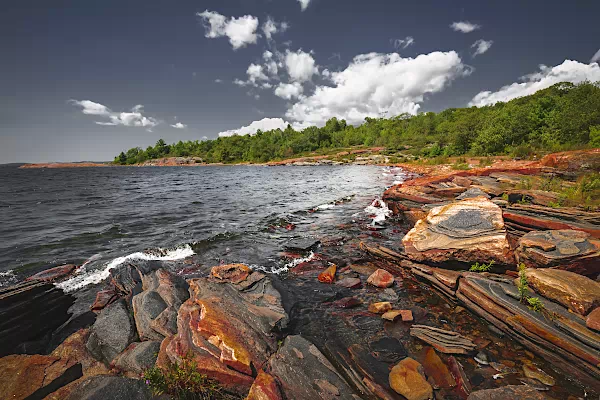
[
  {"left": 516, "top": 178, "right": 532, "bottom": 190},
  {"left": 469, "top": 260, "right": 494, "bottom": 272},
  {"left": 517, "top": 263, "right": 529, "bottom": 302},
  {"left": 113, "top": 81, "right": 600, "bottom": 165},
  {"left": 527, "top": 297, "right": 545, "bottom": 313},
  {"left": 479, "top": 156, "right": 494, "bottom": 167},
  {"left": 143, "top": 353, "right": 237, "bottom": 400}
]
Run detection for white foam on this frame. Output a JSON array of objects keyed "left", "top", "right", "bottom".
[
  {"left": 315, "top": 203, "right": 335, "bottom": 210},
  {"left": 0, "top": 269, "right": 17, "bottom": 287},
  {"left": 56, "top": 245, "right": 195, "bottom": 293},
  {"left": 252, "top": 251, "right": 316, "bottom": 275},
  {"left": 364, "top": 198, "right": 392, "bottom": 224}
]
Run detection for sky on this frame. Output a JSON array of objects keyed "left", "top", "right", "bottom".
[{"left": 2, "top": 0, "right": 600, "bottom": 163}]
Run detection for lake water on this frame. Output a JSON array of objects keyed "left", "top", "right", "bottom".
[{"left": 0, "top": 165, "right": 411, "bottom": 290}]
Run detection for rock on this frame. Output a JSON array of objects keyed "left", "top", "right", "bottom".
[
  {"left": 90, "top": 289, "right": 119, "bottom": 313},
  {"left": 245, "top": 371, "right": 283, "bottom": 400},
  {"left": 318, "top": 264, "right": 337, "bottom": 283},
  {"left": 332, "top": 297, "right": 362, "bottom": 309},
  {"left": 86, "top": 300, "right": 137, "bottom": 365},
  {"left": 456, "top": 187, "right": 490, "bottom": 200},
  {"left": 269, "top": 335, "right": 356, "bottom": 399},
  {"left": 63, "top": 376, "right": 155, "bottom": 400},
  {"left": 133, "top": 291, "right": 167, "bottom": 341},
  {"left": 448, "top": 356, "right": 471, "bottom": 399},
  {"left": 26, "top": 264, "right": 77, "bottom": 282},
  {"left": 467, "top": 385, "right": 551, "bottom": 400},
  {"left": 524, "top": 268, "right": 600, "bottom": 316},
  {"left": 335, "top": 277, "right": 361, "bottom": 289},
  {"left": 112, "top": 341, "right": 161, "bottom": 375},
  {"left": 367, "top": 269, "right": 394, "bottom": 288},
  {"left": 417, "top": 346, "right": 455, "bottom": 389},
  {"left": 410, "top": 325, "right": 477, "bottom": 354},
  {"left": 369, "top": 337, "right": 407, "bottom": 363},
  {"left": 382, "top": 309, "right": 413, "bottom": 322},
  {"left": 210, "top": 263, "right": 251, "bottom": 284},
  {"left": 388, "top": 357, "right": 433, "bottom": 400},
  {"left": 368, "top": 302, "right": 393, "bottom": 314},
  {"left": 402, "top": 197, "right": 514, "bottom": 267},
  {"left": 0, "top": 280, "right": 74, "bottom": 357},
  {"left": 516, "top": 230, "right": 600, "bottom": 277},
  {"left": 522, "top": 364, "right": 556, "bottom": 386},
  {"left": 587, "top": 307, "right": 600, "bottom": 331},
  {"left": 452, "top": 176, "right": 473, "bottom": 187}
]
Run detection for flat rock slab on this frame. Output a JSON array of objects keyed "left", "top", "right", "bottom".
[
  {"left": 269, "top": 335, "right": 357, "bottom": 399},
  {"left": 467, "top": 384, "right": 552, "bottom": 400},
  {"left": 410, "top": 325, "right": 476, "bottom": 354},
  {"left": 64, "top": 376, "right": 156, "bottom": 400}
]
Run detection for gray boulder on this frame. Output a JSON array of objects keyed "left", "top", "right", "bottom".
[
  {"left": 86, "top": 299, "right": 137, "bottom": 364},
  {"left": 113, "top": 341, "right": 161, "bottom": 374},
  {"left": 64, "top": 376, "right": 157, "bottom": 400},
  {"left": 132, "top": 291, "right": 167, "bottom": 341}
]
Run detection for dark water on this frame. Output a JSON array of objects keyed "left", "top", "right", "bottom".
[{"left": 0, "top": 165, "right": 409, "bottom": 289}]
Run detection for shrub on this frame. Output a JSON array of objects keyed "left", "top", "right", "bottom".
[
  {"left": 469, "top": 261, "right": 494, "bottom": 272},
  {"left": 527, "top": 297, "right": 545, "bottom": 313},
  {"left": 517, "top": 263, "right": 529, "bottom": 302}
]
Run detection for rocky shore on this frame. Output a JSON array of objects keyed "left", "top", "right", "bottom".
[{"left": 1, "top": 149, "right": 599, "bottom": 399}]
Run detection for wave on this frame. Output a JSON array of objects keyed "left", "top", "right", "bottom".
[
  {"left": 0, "top": 269, "right": 17, "bottom": 287},
  {"left": 252, "top": 251, "right": 316, "bottom": 275},
  {"left": 56, "top": 244, "right": 195, "bottom": 293},
  {"left": 363, "top": 198, "right": 392, "bottom": 224}
]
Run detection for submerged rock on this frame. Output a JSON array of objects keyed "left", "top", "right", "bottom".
[
  {"left": 367, "top": 269, "right": 394, "bottom": 288},
  {"left": 335, "top": 277, "right": 361, "bottom": 289},
  {"left": 402, "top": 196, "right": 514, "bottom": 267},
  {"left": 467, "top": 385, "right": 551, "bottom": 400},
  {"left": 522, "top": 364, "right": 556, "bottom": 386},
  {"left": 318, "top": 264, "right": 337, "bottom": 283},
  {"left": 417, "top": 346, "right": 455, "bottom": 389},
  {"left": 26, "top": 264, "right": 78, "bottom": 282},
  {"left": 389, "top": 357, "right": 432, "bottom": 400}
]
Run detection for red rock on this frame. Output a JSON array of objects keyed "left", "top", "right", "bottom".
[
  {"left": 382, "top": 310, "right": 413, "bottom": 322},
  {"left": 245, "top": 371, "right": 283, "bottom": 400},
  {"left": 210, "top": 264, "right": 251, "bottom": 284},
  {"left": 417, "top": 346, "right": 455, "bottom": 389},
  {"left": 587, "top": 308, "right": 600, "bottom": 331},
  {"left": 448, "top": 356, "right": 471, "bottom": 399},
  {"left": 452, "top": 176, "right": 472, "bottom": 187},
  {"left": 367, "top": 269, "right": 394, "bottom": 288},
  {"left": 332, "top": 297, "right": 362, "bottom": 309},
  {"left": 317, "top": 264, "right": 337, "bottom": 283},
  {"left": 503, "top": 212, "right": 600, "bottom": 239},
  {"left": 335, "top": 277, "right": 361, "bottom": 288},
  {"left": 26, "top": 264, "right": 77, "bottom": 282},
  {"left": 389, "top": 357, "right": 433, "bottom": 400},
  {"left": 90, "top": 289, "right": 119, "bottom": 312},
  {"left": 368, "top": 302, "right": 393, "bottom": 314}
]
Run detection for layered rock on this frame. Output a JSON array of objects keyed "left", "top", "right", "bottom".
[
  {"left": 516, "top": 230, "right": 600, "bottom": 277},
  {"left": 402, "top": 196, "right": 514, "bottom": 267},
  {"left": 409, "top": 325, "right": 476, "bottom": 354},
  {"left": 245, "top": 371, "right": 283, "bottom": 400}
]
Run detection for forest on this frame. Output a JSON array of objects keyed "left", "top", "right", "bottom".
[{"left": 114, "top": 81, "right": 600, "bottom": 165}]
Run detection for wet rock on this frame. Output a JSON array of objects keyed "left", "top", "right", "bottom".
[
  {"left": 410, "top": 325, "right": 477, "bottom": 354},
  {"left": 90, "top": 289, "right": 119, "bottom": 313},
  {"left": 332, "top": 297, "right": 362, "bottom": 309},
  {"left": 318, "top": 264, "right": 337, "bottom": 283},
  {"left": 417, "top": 346, "right": 455, "bottom": 389},
  {"left": 402, "top": 197, "right": 514, "bottom": 267},
  {"left": 524, "top": 268, "right": 600, "bottom": 316},
  {"left": 367, "top": 269, "right": 394, "bottom": 288},
  {"left": 368, "top": 301, "right": 393, "bottom": 314},
  {"left": 448, "top": 356, "right": 471, "bottom": 399},
  {"left": 26, "top": 264, "right": 78, "bottom": 282},
  {"left": 515, "top": 230, "right": 600, "bottom": 277},
  {"left": 474, "top": 351, "right": 490, "bottom": 365},
  {"left": 369, "top": 337, "right": 407, "bottom": 363},
  {"left": 210, "top": 263, "right": 251, "bottom": 284},
  {"left": 86, "top": 299, "right": 137, "bottom": 365},
  {"left": 112, "top": 341, "right": 161, "bottom": 375},
  {"left": 456, "top": 188, "right": 490, "bottom": 201},
  {"left": 389, "top": 357, "right": 433, "bottom": 400},
  {"left": 269, "top": 335, "right": 356, "bottom": 399},
  {"left": 335, "top": 277, "right": 361, "bottom": 289},
  {"left": 382, "top": 309, "right": 413, "bottom": 322},
  {"left": 587, "top": 307, "right": 600, "bottom": 331},
  {"left": 467, "top": 385, "right": 551, "bottom": 400},
  {"left": 63, "top": 376, "right": 155, "bottom": 400},
  {"left": 522, "top": 364, "right": 556, "bottom": 386},
  {"left": 245, "top": 371, "right": 282, "bottom": 400}
]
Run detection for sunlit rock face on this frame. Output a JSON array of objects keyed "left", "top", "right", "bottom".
[{"left": 402, "top": 196, "right": 514, "bottom": 267}]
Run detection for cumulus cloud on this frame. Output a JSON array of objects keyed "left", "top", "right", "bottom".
[
  {"left": 262, "top": 17, "right": 289, "bottom": 41},
  {"left": 247, "top": 63, "right": 269, "bottom": 84},
  {"left": 70, "top": 100, "right": 160, "bottom": 128},
  {"left": 285, "top": 51, "right": 469, "bottom": 126},
  {"left": 450, "top": 21, "right": 481, "bottom": 33},
  {"left": 285, "top": 50, "right": 319, "bottom": 82},
  {"left": 297, "top": 0, "right": 311, "bottom": 11},
  {"left": 391, "top": 36, "right": 415, "bottom": 50},
  {"left": 591, "top": 49, "right": 600, "bottom": 63},
  {"left": 171, "top": 122, "right": 187, "bottom": 129},
  {"left": 471, "top": 39, "right": 493, "bottom": 57},
  {"left": 197, "top": 10, "right": 259, "bottom": 49},
  {"left": 218, "top": 117, "right": 290, "bottom": 137},
  {"left": 215, "top": 79, "right": 223, "bottom": 83},
  {"left": 469, "top": 60, "right": 600, "bottom": 107},
  {"left": 274, "top": 82, "right": 304, "bottom": 100}
]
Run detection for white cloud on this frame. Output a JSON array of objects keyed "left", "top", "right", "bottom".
[
  {"left": 450, "top": 21, "right": 481, "bottom": 33},
  {"left": 285, "top": 51, "right": 469, "bottom": 126},
  {"left": 391, "top": 36, "right": 415, "bottom": 50},
  {"left": 263, "top": 51, "right": 279, "bottom": 76},
  {"left": 471, "top": 39, "right": 493, "bottom": 57},
  {"left": 70, "top": 101, "right": 160, "bottom": 128},
  {"left": 285, "top": 49, "right": 319, "bottom": 82},
  {"left": 469, "top": 60, "right": 600, "bottom": 107},
  {"left": 233, "top": 78, "right": 248, "bottom": 87},
  {"left": 247, "top": 63, "right": 269, "bottom": 84},
  {"left": 297, "top": 0, "right": 311, "bottom": 11},
  {"left": 262, "top": 17, "right": 289, "bottom": 41},
  {"left": 197, "top": 10, "right": 259, "bottom": 50},
  {"left": 215, "top": 79, "right": 223, "bottom": 83},
  {"left": 171, "top": 122, "right": 187, "bottom": 129},
  {"left": 274, "top": 82, "right": 304, "bottom": 100},
  {"left": 218, "top": 117, "right": 290, "bottom": 137},
  {"left": 591, "top": 49, "right": 600, "bottom": 63}
]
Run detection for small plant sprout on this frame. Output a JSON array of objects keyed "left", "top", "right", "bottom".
[
  {"left": 527, "top": 297, "right": 545, "bottom": 313},
  {"left": 517, "top": 263, "right": 529, "bottom": 302},
  {"left": 469, "top": 260, "right": 494, "bottom": 272}
]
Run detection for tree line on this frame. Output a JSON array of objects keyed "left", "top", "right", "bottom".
[{"left": 114, "top": 81, "right": 600, "bottom": 165}]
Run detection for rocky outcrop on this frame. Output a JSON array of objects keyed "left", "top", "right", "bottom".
[
  {"left": 524, "top": 268, "right": 600, "bottom": 315},
  {"left": 159, "top": 266, "right": 287, "bottom": 395},
  {"left": 112, "top": 341, "right": 161, "bottom": 375},
  {"left": 269, "top": 335, "right": 356, "bottom": 399},
  {"left": 63, "top": 376, "right": 155, "bottom": 400},
  {"left": 86, "top": 300, "right": 137, "bottom": 365},
  {"left": 516, "top": 230, "right": 600, "bottom": 277},
  {"left": 26, "top": 264, "right": 78, "bottom": 282},
  {"left": 245, "top": 371, "right": 282, "bottom": 400},
  {"left": 402, "top": 197, "right": 514, "bottom": 267}
]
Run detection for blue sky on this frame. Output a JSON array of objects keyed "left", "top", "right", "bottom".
[{"left": 2, "top": 0, "right": 600, "bottom": 162}]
